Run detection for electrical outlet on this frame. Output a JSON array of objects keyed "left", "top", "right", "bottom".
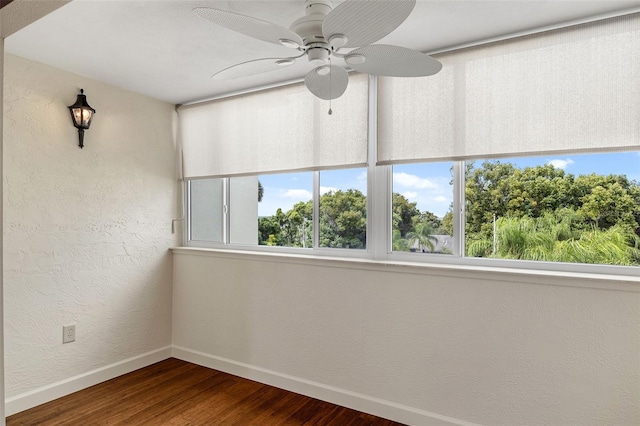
[{"left": 63, "top": 325, "right": 76, "bottom": 344}]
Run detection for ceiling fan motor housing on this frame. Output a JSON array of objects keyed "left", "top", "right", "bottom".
[
  {"left": 290, "top": 0, "right": 333, "bottom": 64},
  {"left": 304, "top": 0, "right": 333, "bottom": 16}
]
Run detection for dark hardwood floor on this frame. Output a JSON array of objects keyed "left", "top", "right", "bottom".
[{"left": 7, "top": 358, "right": 404, "bottom": 425}]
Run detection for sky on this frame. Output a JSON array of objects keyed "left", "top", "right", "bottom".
[{"left": 258, "top": 152, "right": 640, "bottom": 218}]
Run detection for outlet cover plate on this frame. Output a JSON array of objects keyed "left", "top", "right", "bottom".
[{"left": 63, "top": 325, "right": 76, "bottom": 344}]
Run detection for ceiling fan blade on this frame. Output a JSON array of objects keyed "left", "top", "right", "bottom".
[
  {"left": 193, "top": 7, "right": 303, "bottom": 48},
  {"left": 345, "top": 44, "right": 442, "bottom": 77},
  {"left": 322, "top": 0, "right": 415, "bottom": 48},
  {"left": 304, "top": 65, "right": 349, "bottom": 100},
  {"left": 212, "top": 54, "right": 303, "bottom": 80}
]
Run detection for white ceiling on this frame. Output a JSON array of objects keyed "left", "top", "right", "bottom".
[{"left": 5, "top": 0, "right": 640, "bottom": 105}]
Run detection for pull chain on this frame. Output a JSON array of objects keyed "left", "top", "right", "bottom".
[{"left": 328, "top": 58, "right": 333, "bottom": 115}]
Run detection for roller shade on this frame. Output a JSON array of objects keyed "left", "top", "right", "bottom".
[
  {"left": 378, "top": 13, "right": 640, "bottom": 164},
  {"left": 180, "top": 73, "right": 368, "bottom": 178}
]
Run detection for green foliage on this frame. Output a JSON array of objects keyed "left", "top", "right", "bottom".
[
  {"left": 258, "top": 204, "right": 312, "bottom": 247},
  {"left": 258, "top": 189, "right": 366, "bottom": 249},
  {"left": 319, "top": 189, "right": 367, "bottom": 248},
  {"left": 257, "top": 161, "right": 640, "bottom": 265},
  {"left": 392, "top": 193, "right": 420, "bottom": 237},
  {"left": 392, "top": 229, "right": 410, "bottom": 251},
  {"left": 405, "top": 221, "right": 438, "bottom": 252},
  {"left": 577, "top": 180, "right": 638, "bottom": 231},
  {"left": 440, "top": 211, "right": 454, "bottom": 236},
  {"left": 465, "top": 161, "right": 575, "bottom": 236},
  {"left": 470, "top": 214, "right": 640, "bottom": 266}
]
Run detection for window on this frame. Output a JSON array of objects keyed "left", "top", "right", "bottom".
[
  {"left": 257, "top": 172, "right": 313, "bottom": 248},
  {"left": 319, "top": 168, "right": 368, "bottom": 249},
  {"left": 188, "top": 169, "right": 369, "bottom": 250},
  {"left": 464, "top": 153, "right": 640, "bottom": 266},
  {"left": 391, "top": 163, "right": 454, "bottom": 255}
]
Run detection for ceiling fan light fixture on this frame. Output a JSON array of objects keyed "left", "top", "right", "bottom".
[
  {"left": 345, "top": 53, "right": 366, "bottom": 65},
  {"left": 310, "top": 57, "right": 329, "bottom": 66},
  {"left": 307, "top": 45, "right": 330, "bottom": 66},
  {"left": 279, "top": 38, "right": 301, "bottom": 49}
]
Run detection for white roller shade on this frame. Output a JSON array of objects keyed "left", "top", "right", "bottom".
[
  {"left": 378, "top": 13, "right": 640, "bottom": 164},
  {"left": 181, "top": 73, "right": 368, "bottom": 178}
]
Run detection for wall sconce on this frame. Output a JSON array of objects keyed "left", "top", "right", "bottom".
[{"left": 67, "top": 89, "right": 96, "bottom": 149}]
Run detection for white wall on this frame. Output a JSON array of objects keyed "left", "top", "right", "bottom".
[
  {"left": 3, "top": 54, "right": 178, "bottom": 410},
  {"left": 172, "top": 249, "right": 640, "bottom": 426}
]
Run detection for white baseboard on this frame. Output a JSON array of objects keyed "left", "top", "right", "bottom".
[
  {"left": 172, "top": 346, "right": 478, "bottom": 426},
  {"left": 5, "top": 346, "right": 172, "bottom": 417}
]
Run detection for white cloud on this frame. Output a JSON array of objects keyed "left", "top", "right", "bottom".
[
  {"left": 280, "top": 189, "right": 312, "bottom": 200},
  {"left": 433, "top": 196, "right": 448, "bottom": 202},
  {"left": 402, "top": 191, "right": 418, "bottom": 199},
  {"left": 548, "top": 158, "right": 574, "bottom": 170},
  {"left": 320, "top": 186, "right": 338, "bottom": 195},
  {"left": 357, "top": 171, "right": 367, "bottom": 181},
  {"left": 393, "top": 172, "right": 438, "bottom": 189}
]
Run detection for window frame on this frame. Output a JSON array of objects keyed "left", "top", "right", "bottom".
[{"left": 185, "top": 161, "right": 640, "bottom": 279}]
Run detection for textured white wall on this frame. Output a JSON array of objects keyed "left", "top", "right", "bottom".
[
  {"left": 3, "top": 54, "right": 178, "bottom": 398},
  {"left": 172, "top": 250, "right": 640, "bottom": 426}
]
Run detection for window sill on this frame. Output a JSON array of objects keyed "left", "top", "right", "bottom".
[{"left": 171, "top": 247, "right": 640, "bottom": 292}]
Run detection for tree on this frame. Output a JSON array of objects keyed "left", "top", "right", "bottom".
[
  {"left": 465, "top": 161, "right": 518, "bottom": 236},
  {"left": 578, "top": 182, "right": 638, "bottom": 231},
  {"left": 319, "top": 189, "right": 367, "bottom": 248},
  {"left": 287, "top": 201, "right": 313, "bottom": 248},
  {"left": 392, "top": 229, "right": 410, "bottom": 251},
  {"left": 392, "top": 193, "right": 420, "bottom": 237},
  {"left": 257, "top": 160, "right": 640, "bottom": 264},
  {"left": 440, "top": 211, "right": 454, "bottom": 237},
  {"left": 463, "top": 161, "right": 640, "bottom": 265},
  {"left": 414, "top": 211, "right": 442, "bottom": 233},
  {"left": 468, "top": 214, "right": 640, "bottom": 266},
  {"left": 258, "top": 215, "right": 281, "bottom": 246},
  {"left": 405, "top": 221, "right": 438, "bottom": 252}
]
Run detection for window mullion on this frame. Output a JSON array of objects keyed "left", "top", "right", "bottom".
[
  {"left": 184, "top": 180, "right": 191, "bottom": 245},
  {"left": 452, "top": 161, "right": 465, "bottom": 257},
  {"left": 368, "top": 75, "right": 388, "bottom": 260},
  {"left": 223, "top": 177, "right": 230, "bottom": 244},
  {"left": 313, "top": 170, "right": 320, "bottom": 249}
]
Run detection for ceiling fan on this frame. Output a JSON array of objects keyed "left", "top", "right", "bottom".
[{"left": 193, "top": 0, "right": 442, "bottom": 100}]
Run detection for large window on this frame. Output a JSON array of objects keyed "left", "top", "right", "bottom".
[
  {"left": 187, "top": 152, "right": 639, "bottom": 269},
  {"left": 182, "top": 12, "right": 640, "bottom": 274}
]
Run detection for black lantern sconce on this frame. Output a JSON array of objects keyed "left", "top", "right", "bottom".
[{"left": 67, "top": 89, "right": 96, "bottom": 149}]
